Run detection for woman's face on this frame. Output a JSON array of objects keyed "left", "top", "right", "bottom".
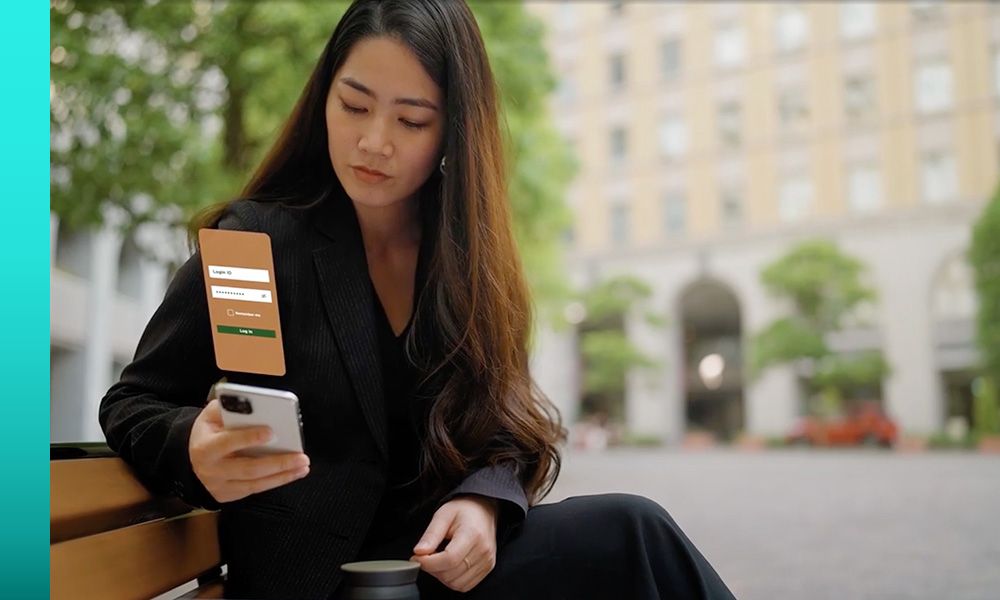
[{"left": 326, "top": 36, "right": 445, "bottom": 210}]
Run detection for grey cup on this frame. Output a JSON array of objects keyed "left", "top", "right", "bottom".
[{"left": 340, "top": 560, "right": 421, "bottom": 600}]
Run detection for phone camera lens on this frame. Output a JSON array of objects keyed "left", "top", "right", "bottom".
[{"left": 220, "top": 394, "right": 253, "bottom": 414}]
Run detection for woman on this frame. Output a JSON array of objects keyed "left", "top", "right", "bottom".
[{"left": 99, "top": 1, "right": 736, "bottom": 598}]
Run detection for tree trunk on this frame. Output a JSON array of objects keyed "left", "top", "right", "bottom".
[{"left": 221, "top": 6, "right": 252, "bottom": 172}]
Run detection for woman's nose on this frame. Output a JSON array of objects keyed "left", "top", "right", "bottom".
[{"left": 359, "top": 118, "right": 393, "bottom": 157}]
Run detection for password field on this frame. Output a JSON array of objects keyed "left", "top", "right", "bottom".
[{"left": 211, "top": 285, "right": 272, "bottom": 304}]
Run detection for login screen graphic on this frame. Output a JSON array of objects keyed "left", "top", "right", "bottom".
[{"left": 198, "top": 228, "right": 286, "bottom": 376}]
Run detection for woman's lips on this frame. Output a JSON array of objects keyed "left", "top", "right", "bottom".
[{"left": 352, "top": 166, "right": 389, "bottom": 184}]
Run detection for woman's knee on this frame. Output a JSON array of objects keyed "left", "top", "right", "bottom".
[
  {"left": 578, "top": 493, "right": 673, "bottom": 527},
  {"left": 609, "top": 493, "right": 668, "bottom": 517},
  {"left": 552, "top": 493, "right": 678, "bottom": 548}
]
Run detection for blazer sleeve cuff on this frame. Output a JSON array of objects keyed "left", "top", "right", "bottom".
[
  {"left": 165, "top": 407, "right": 222, "bottom": 511},
  {"left": 439, "top": 462, "right": 527, "bottom": 546}
]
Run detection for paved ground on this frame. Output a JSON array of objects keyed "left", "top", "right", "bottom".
[{"left": 544, "top": 448, "right": 1000, "bottom": 600}]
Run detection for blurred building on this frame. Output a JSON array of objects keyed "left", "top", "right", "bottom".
[
  {"left": 50, "top": 210, "right": 185, "bottom": 442},
  {"left": 527, "top": 2, "right": 1000, "bottom": 441}
]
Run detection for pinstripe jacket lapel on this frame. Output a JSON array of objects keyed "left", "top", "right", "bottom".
[{"left": 310, "top": 195, "right": 388, "bottom": 460}]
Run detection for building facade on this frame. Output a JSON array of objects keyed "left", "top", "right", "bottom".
[
  {"left": 526, "top": 2, "right": 1000, "bottom": 441},
  {"left": 50, "top": 210, "right": 186, "bottom": 442}
]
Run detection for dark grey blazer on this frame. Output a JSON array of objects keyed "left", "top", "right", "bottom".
[{"left": 99, "top": 195, "right": 527, "bottom": 599}]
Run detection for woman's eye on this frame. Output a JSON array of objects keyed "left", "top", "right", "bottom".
[
  {"left": 400, "top": 119, "right": 427, "bottom": 130},
  {"left": 340, "top": 101, "right": 366, "bottom": 114},
  {"left": 341, "top": 100, "right": 426, "bottom": 130}
]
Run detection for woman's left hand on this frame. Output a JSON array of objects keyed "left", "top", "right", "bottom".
[{"left": 410, "top": 495, "right": 498, "bottom": 592}]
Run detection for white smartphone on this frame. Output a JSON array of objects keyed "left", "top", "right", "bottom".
[{"left": 214, "top": 382, "right": 304, "bottom": 456}]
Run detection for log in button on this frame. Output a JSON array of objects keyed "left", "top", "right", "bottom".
[{"left": 217, "top": 325, "right": 276, "bottom": 338}]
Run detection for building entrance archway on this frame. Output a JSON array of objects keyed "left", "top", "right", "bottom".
[{"left": 679, "top": 279, "right": 744, "bottom": 441}]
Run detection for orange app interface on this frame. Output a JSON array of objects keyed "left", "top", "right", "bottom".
[{"left": 198, "top": 229, "right": 286, "bottom": 376}]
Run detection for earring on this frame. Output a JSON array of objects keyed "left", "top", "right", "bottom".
[{"left": 439, "top": 155, "right": 447, "bottom": 175}]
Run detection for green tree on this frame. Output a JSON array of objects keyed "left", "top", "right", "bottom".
[
  {"left": 50, "top": 1, "right": 574, "bottom": 306},
  {"left": 970, "top": 185, "right": 1000, "bottom": 383},
  {"left": 576, "top": 276, "right": 662, "bottom": 421},
  {"left": 972, "top": 378, "right": 1000, "bottom": 436},
  {"left": 969, "top": 184, "right": 1000, "bottom": 434},
  {"left": 750, "top": 240, "right": 890, "bottom": 416}
]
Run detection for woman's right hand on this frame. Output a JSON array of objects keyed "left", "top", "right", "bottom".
[{"left": 188, "top": 399, "right": 311, "bottom": 503}]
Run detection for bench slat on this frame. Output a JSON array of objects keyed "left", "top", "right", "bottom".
[
  {"left": 51, "top": 457, "right": 191, "bottom": 543},
  {"left": 175, "top": 579, "right": 227, "bottom": 599},
  {"left": 50, "top": 510, "right": 221, "bottom": 600}
]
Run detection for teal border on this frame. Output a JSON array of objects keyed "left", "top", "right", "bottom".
[{"left": 1, "top": 2, "right": 50, "bottom": 597}]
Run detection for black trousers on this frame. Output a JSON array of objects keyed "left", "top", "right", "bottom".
[{"left": 350, "top": 493, "right": 736, "bottom": 600}]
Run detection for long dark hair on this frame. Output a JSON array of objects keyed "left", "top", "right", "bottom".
[{"left": 191, "top": 0, "right": 563, "bottom": 504}]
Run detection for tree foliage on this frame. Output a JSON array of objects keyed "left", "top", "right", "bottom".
[
  {"left": 582, "top": 275, "right": 655, "bottom": 327},
  {"left": 970, "top": 183, "right": 1000, "bottom": 434},
  {"left": 972, "top": 378, "right": 1000, "bottom": 436},
  {"left": 580, "top": 330, "right": 656, "bottom": 397},
  {"left": 970, "top": 184, "right": 1000, "bottom": 384},
  {"left": 576, "top": 275, "right": 662, "bottom": 420},
  {"left": 759, "top": 239, "right": 875, "bottom": 330},
  {"left": 750, "top": 240, "right": 889, "bottom": 412}
]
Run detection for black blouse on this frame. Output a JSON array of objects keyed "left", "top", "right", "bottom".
[{"left": 364, "top": 236, "right": 433, "bottom": 544}]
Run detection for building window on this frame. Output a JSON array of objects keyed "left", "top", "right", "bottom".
[
  {"left": 717, "top": 101, "right": 742, "bottom": 148},
  {"left": 720, "top": 188, "right": 744, "bottom": 228},
  {"left": 844, "top": 73, "right": 876, "bottom": 122},
  {"left": 116, "top": 236, "right": 144, "bottom": 300},
  {"left": 661, "top": 38, "right": 682, "bottom": 82},
  {"left": 663, "top": 192, "right": 686, "bottom": 235},
  {"left": 921, "top": 151, "right": 958, "bottom": 205},
  {"left": 777, "top": 87, "right": 809, "bottom": 131},
  {"left": 779, "top": 176, "right": 814, "bottom": 223},
  {"left": 609, "top": 53, "right": 626, "bottom": 92},
  {"left": 840, "top": 2, "right": 877, "bottom": 40},
  {"left": 775, "top": 6, "right": 808, "bottom": 53},
  {"left": 714, "top": 23, "right": 746, "bottom": 69},
  {"left": 610, "top": 203, "right": 630, "bottom": 246},
  {"left": 658, "top": 115, "right": 687, "bottom": 160},
  {"left": 55, "top": 224, "right": 93, "bottom": 279},
  {"left": 915, "top": 60, "right": 953, "bottom": 114},
  {"left": 610, "top": 126, "right": 627, "bottom": 165},
  {"left": 847, "top": 163, "right": 883, "bottom": 214}
]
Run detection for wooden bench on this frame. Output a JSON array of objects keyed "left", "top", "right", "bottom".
[{"left": 50, "top": 443, "right": 226, "bottom": 600}]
